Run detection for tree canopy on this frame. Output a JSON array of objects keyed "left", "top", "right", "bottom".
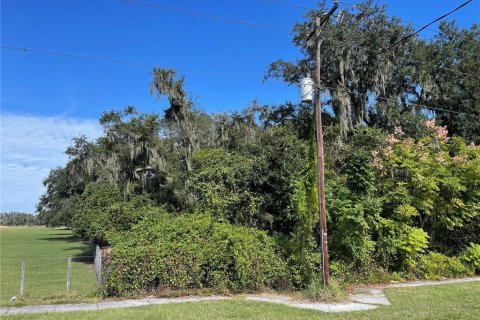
[{"left": 266, "top": 1, "right": 480, "bottom": 142}]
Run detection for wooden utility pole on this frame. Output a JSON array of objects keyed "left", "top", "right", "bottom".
[
  {"left": 314, "top": 16, "right": 329, "bottom": 287},
  {"left": 308, "top": 1, "right": 338, "bottom": 287}
]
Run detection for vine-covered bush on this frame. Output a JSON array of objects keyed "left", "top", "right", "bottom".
[
  {"left": 104, "top": 214, "right": 290, "bottom": 295},
  {"left": 72, "top": 183, "right": 165, "bottom": 245},
  {"left": 188, "top": 149, "right": 262, "bottom": 226},
  {"left": 287, "top": 128, "right": 321, "bottom": 287}
]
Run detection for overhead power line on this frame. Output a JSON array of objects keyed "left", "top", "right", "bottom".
[
  {"left": 319, "top": 0, "right": 478, "bottom": 59},
  {"left": 263, "top": 0, "right": 353, "bottom": 11},
  {"left": 355, "top": 2, "right": 480, "bottom": 57},
  {"left": 122, "top": 0, "right": 478, "bottom": 62},
  {"left": 342, "top": 0, "right": 475, "bottom": 72},
  {"left": 317, "top": 37, "right": 474, "bottom": 78},
  {"left": 0, "top": 45, "right": 263, "bottom": 80},
  {"left": 122, "top": 0, "right": 289, "bottom": 31},
  {"left": 121, "top": 0, "right": 476, "bottom": 76},
  {"left": 1, "top": 45, "right": 475, "bottom": 118},
  {"left": 389, "top": 0, "right": 473, "bottom": 49},
  {"left": 265, "top": 0, "right": 471, "bottom": 38},
  {"left": 262, "top": 0, "right": 479, "bottom": 57},
  {"left": 272, "top": 1, "right": 478, "bottom": 75},
  {"left": 321, "top": 85, "right": 473, "bottom": 116},
  {"left": 263, "top": 0, "right": 312, "bottom": 10}
]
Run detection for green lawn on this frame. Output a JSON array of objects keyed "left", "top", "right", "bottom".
[
  {"left": 0, "top": 227, "right": 97, "bottom": 306},
  {"left": 4, "top": 282, "right": 480, "bottom": 320}
]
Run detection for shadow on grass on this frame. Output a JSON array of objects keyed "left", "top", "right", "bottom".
[
  {"left": 38, "top": 235, "right": 80, "bottom": 243},
  {"left": 37, "top": 233, "right": 94, "bottom": 262}
]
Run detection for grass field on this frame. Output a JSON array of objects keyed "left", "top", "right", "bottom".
[
  {"left": 3, "top": 282, "right": 480, "bottom": 319},
  {"left": 0, "top": 227, "right": 97, "bottom": 306}
]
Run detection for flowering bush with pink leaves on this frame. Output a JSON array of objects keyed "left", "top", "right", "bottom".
[
  {"left": 327, "top": 123, "right": 480, "bottom": 273},
  {"left": 377, "top": 122, "right": 479, "bottom": 225}
]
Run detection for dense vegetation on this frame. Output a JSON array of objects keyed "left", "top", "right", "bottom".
[
  {"left": 36, "top": 1, "right": 479, "bottom": 296},
  {"left": 0, "top": 212, "right": 41, "bottom": 226},
  {"left": 105, "top": 214, "right": 290, "bottom": 295}
]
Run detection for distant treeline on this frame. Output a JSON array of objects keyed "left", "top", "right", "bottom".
[{"left": 0, "top": 212, "right": 42, "bottom": 226}]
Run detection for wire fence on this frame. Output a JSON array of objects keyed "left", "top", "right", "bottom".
[{"left": 0, "top": 256, "right": 97, "bottom": 304}]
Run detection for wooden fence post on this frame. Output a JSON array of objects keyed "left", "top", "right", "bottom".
[
  {"left": 20, "top": 259, "right": 25, "bottom": 297},
  {"left": 94, "top": 246, "right": 101, "bottom": 286},
  {"left": 66, "top": 258, "right": 72, "bottom": 292}
]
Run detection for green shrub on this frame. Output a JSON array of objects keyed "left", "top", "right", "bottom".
[
  {"left": 345, "top": 149, "right": 376, "bottom": 195},
  {"left": 104, "top": 214, "right": 290, "bottom": 296},
  {"left": 376, "top": 219, "right": 429, "bottom": 271},
  {"left": 460, "top": 243, "right": 480, "bottom": 274},
  {"left": 72, "top": 183, "right": 165, "bottom": 245},
  {"left": 398, "top": 227, "right": 429, "bottom": 269},
  {"left": 189, "top": 149, "right": 263, "bottom": 226},
  {"left": 417, "top": 252, "right": 473, "bottom": 280},
  {"left": 303, "top": 278, "right": 347, "bottom": 302},
  {"left": 330, "top": 261, "right": 403, "bottom": 285},
  {"left": 327, "top": 179, "right": 381, "bottom": 269}
]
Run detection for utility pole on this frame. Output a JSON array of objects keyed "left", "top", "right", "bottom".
[{"left": 306, "top": 1, "right": 338, "bottom": 287}]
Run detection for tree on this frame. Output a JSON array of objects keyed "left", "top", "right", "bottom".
[
  {"left": 150, "top": 69, "right": 215, "bottom": 173},
  {"left": 413, "top": 21, "right": 480, "bottom": 143},
  {"left": 0, "top": 212, "right": 41, "bottom": 226},
  {"left": 267, "top": 0, "right": 417, "bottom": 138},
  {"left": 37, "top": 167, "right": 80, "bottom": 227},
  {"left": 66, "top": 107, "right": 171, "bottom": 200}
]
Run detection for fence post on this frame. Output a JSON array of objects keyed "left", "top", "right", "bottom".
[
  {"left": 94, "top": 246, "right": 101, "bottom": 286},
  {"left": 66, "top": 258, "right": 72, "bottom": 292},
  {"left": 20, "top": 259, "right": 25, "bottom": 297}
]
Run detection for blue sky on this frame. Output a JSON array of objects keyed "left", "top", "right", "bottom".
[{"left": 1, "top": 0, "right": 479, "bottom": 213}]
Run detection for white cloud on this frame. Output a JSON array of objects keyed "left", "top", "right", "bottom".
[{"left": 0, "top": 113, "right": 102, "bottom": 213}]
